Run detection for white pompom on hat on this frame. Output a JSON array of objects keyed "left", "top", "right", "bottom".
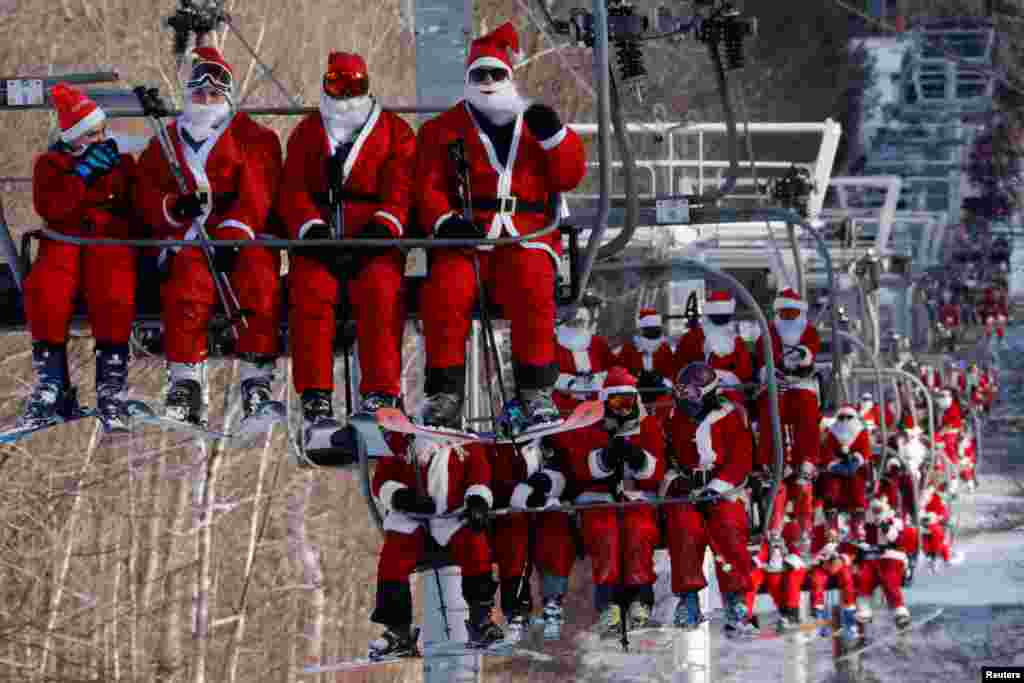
[{"left": 704, "top": 289, "right": 736, "bottom": 315}]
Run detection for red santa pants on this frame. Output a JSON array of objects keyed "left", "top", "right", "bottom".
[
  {"left": 817, "top": 470, "right": 868, "bottom": 514},
  {"left": 664, "top": 499, "right": 752, "bottom": 595},
  {"left": 744, "top": 564, "right": 764, "bottom": 616},
  {"left": 767, "top": 477, "right": 814, "bottom": 537},
  {"left": 857, "top": 557, "right": 905, "bottom": 609},
  {"left": 758, "top": 387, "right": 820, "bottom": 471},
  {"left": 809, "top": 561, "right": 856, "bottom": 609},
  {"left": 580, "top": 504, "right": 658, "bottom": 587},
  {"left": 289, "top": 252, "right": 406, "bottom": 396},
  {"left": 25, "top": 241, "right": 136, "bottom": 345},
  {"left": 493, "top": 512, "right": 532, "bottom": 580},
  {"left": 533, "top": 511, "right": 576, "bottom": 579},
  {"left": 923, "top": 525, "right": 950, "bottom": 561},
  {"left": 761, "top": 568, "right": 806, "bottom": 611},
  {"left": 377, "top": 526, "right": 491, "bottom": 583},
  {"left": 162, "top": 244, "right": 281, "bottom": 362},
  {"left": 420, "top": 246, "right": 555, "bottom": 370}
]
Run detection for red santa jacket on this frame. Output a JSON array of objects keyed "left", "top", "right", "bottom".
[
  {"left": 823, "top": 425, "right": 870, "bottom": 470},
  {"left": 279, "top": 106, "right": 415, "bottom": 239},
  {"left": 810, "top": 507, "right": 854, "bottom": 567},
  {"left": 940, "top": 303, "right": 960, "bottom": 328},
  {"left": 755, "top": 323, "right": 821, "bottom": 392},
  {"left": 663, "top": 401, "right": 752, "bottom": 495},
  {"left": 486, "top": 440, "right": 567, "bottom": 510},
  {"left": 554, "top": 333, "right": 617, "bottom": 394},
  {"left": 414, "top": 102, "right": 586, "bottom": 262},
  {"left": 765, "top": 517, "right": 806, "bottom": 572},
  {"left": 551, "top": 412, "right": 665, "bottom": 502},
  {"left": 616, "top": 336, "right": 676, "bottom": 380},
  {"left": 939, "top": 402, "right": 963, "bottom": 433},
  {"left": 860, "top": 403, "right": 895, "bottom": 431},
  {"left": 233, "top": 113, "right": 285, "bottom": 236},
  {"left": 864, "top": 517, "right": 912, "bottom": 562},
  {"left": 920, "top": 366, "right": 940, "bottom": 390},
  {"left": 919, "top": 486, "right": 949, "bottom": 527},
  {"left": 674, "top": 325, "right": 753, "bottom": 389},
  {"left": 34, "top": 146, "right": 138, "bottom": 239},
  {"left": 135, "top": 116, "right": 271, "bottom": 242},
  {"left": 372, "top": 438, "right": 492, "bottom": 545},
  {"left": 877, "top": 470, "right": 915, "bottom": 520}
]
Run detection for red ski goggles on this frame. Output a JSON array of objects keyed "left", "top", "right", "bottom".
[
  {"left": 777, "top": 308, "right": 802, "bottom": 321},
  {"left": 606, "top": 392, "right": 638, "bottom": 414},
  {"left": 186, "top": 61, "right": 233, "bottom": 94},
  {"left": 323, "top": 69, "right": 369, "bottom": 99}
]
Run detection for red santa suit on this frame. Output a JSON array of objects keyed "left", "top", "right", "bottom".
[
  {"left": 744, "top": 542, "right": 768, "bottom": 618},
  {"left": 760, "top": 514, "right": 807, "bottom": 614},
  {"left": 957, "top": 433, "right": 977, "bottom": 486},
  {"left": 551, "top": 371, "right": 664, "bottom": 591},
  {"left": 939, "top": 302, "right": 960, "bottom": 329},
  {"left": 817, "top": 407, "right": 870, "bottom": 516},
  {"left": 416, "top": 24, "right": 586, "bottom": 398},
  {"left": 937, "top": 393, "right": 963, "bottom": 471},
  {"left": 756, "top": 289, "right": 821, "bottom": 539},
  {"left": 674, "top": 291, "right": 753, "bottom": 408},
  {"left": 134, "top": 50, "right": 279, "bottom": 365},
  {"left": 553, "top": 319, "right": 616, "bottom": 411},
  {"left": 279, "top": 55, "right": 415, "bottom": 399},
  {"left": 807, "top": 504, "right": 856, "bottom": 613},
  {"left": 27, "top": 86, "right": 138, "bottom": 348},
  {"left": 859, "top": 398, "right": 895, "bottom": 434},
  {"left": 662, "top": 398, "right": 753, "bottom": 596},
  {"left": 920, "top": 365, "right": 940, "bottom": 391},
  {"left": 919, "top": 484, "right": 951, "bottom": 562},
  {"left": 856, "top": 499, "right": 912, "bottom": 622}
]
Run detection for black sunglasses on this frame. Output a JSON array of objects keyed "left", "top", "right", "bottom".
[{"left": 468, "top": 67, "right": 510, "bottom": 84}]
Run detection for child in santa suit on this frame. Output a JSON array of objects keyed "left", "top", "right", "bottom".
[
  {"left": 278, "top": 51, "right": 415, "bottom": 447},
  {"left": 615, "top": 307, "right": 676, "bottom": 417},
  {"left": 135, "top": 47, "right": 282, "bottom": 427},
  {"left": 553, "top": 304, "right": 616, "bottom": 412},
  {"left": 22, "top": 84, "right": 140, "bottom": 431},
  {"left": 855, "top": 498, "right": 913, "bottom": 628},
  {"left": 415, "top": 22, "right": 586, "bottom": 429},
  {"left": 760, "top": 503, "right": 808, "bottom": 632},
  {"left": 550, "top": 367, "right": 665, "bottom": 635},
  {"left": 806, "top": 502, "right": 858, "bottom": 638},
  {"left": 369, "top": 434, "right": 503, "bottom": 658},
  {"left": 817, "top": 405, "right": 871, "bottom": 539},
  {"left": 674, "top": 290, "right": 753, "bottom": 409}
]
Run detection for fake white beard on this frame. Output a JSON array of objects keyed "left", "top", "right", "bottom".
[
  {"left": 633, "top": 334, "right": 664, "bottom": 354},
  {"left": 181, "top": 99, "right": 231, "bottom": 140},
  {"left": 320, "top": 93, "right": 373, "bottom": 144},
  {"left": 465, "top": 80, "right": 527, "bottom": 126},
  {"left": 938, "top": 397, "right": 953, "bottom": 410},
  {"left": 901, "top": 439, "right": 926, "bottom": 470},
  {"left": 830, "top": 421, "right": 862, "bottom": 448},
  {"left": 556, "top": 326, "right": 592, "bottom": 351},
  {"left": 774, "top": 315, "right": 806, "bottom": 347},
  {"left": 703, "top": 318, "right": 735, "bottom": 357}
]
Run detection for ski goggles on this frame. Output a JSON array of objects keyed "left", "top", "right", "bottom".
[
  {"left": 186, "top": 61, "right": 233, "bottom": 94},
  {"left": 323, "top": 69, "right": 369, "bottom": 99},
  {"left": 777, "top": 308, "right": 802, "bottom": 321},
  {"left": 468, "top": 67, "right": 510, "bottom": 84},
  {"left": 606, "top": 392, "right": 638, "bottom": 414}
]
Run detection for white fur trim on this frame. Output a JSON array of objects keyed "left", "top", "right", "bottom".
[
  {"left": 707, "top": 478, "right": 733, "bottom": 494},
  {"left": 704, "top": 299, "right": 735, "bottom": 315},
  {"left": 774, "top": 297, "right": 808, "bottom": 312},
  {"left": 638, "top": 313, "right": 662, "bottom": 328},
  {"left": 520, "top": 441, "right": 542, "bottom": 475},
  {"left": 784, "top": 553, "right": 805, "bottom": 570},
  {"left": 572, "top": 349, "right": 592, "bottom": 373},
  {"left": 373, "top": 210, "right": 403, "bottom": 237},
  {"left": 555, "top": 373, "right": 575, "bottom": 392},
  {"left": 626, "top": 450, "right": 657, "bottom": 480},
  {"left": 433, "top": 210, "right": 457, "bottom": 235},
  {"left": 598, "top": 385, "right": 637, "bottom": 402},
  {"left": 881, "top": 549, "right": 907, "bottom": 563},
  {"left": 378, "top": 481, "right": 408, "bottom": 513},
  {"left": 61, "top": 107, "right": 106, "bottom": 143},
  {"left": 539, "top": 126, "right": 568, "bottom": 151},
  {"left": 715, "top": 370, "right": 741, "bottom": 387},
  {"left": 510, "top": 483, "right": 533, "bottom": 510},
  {"left": 588, "top": 449, "right": 614, "bottom": 478},
  {"left": 544, "top": 469, "right": 566, "bottom": 498},
  {"left": 218, "top": 219, "right": 254, "bottom": 240},
  {"left": 163, "top": 194, "right": 185, "bottom": 228},
  {"left": 466, "top": 56, "right": 513, "bottom": 77},
  {"left": 465, "top": 483, "right": 493, "bottom": 508},
  {"left": 695, "top": 404, "right": 733, "bottom": 468}
]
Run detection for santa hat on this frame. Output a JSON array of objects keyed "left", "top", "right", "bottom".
[
  {"left": 637, "top": 308, "right": 662, "bottom": 328},
  {"left": 185, "top": 46, "right": 234, "bottom": 94},
  {"left": 836, "top": 404, "right": 858, "bottom": 420},
  {"left": 704, "top": 290, "right": 735, "bottom": 315},
  {"left": 466, "top": 22, "right": 524, "bottom": 76},
  {"left": 773, "top": 288, "right": 807, "bottom": 312},
  {"left": 860, "top": 392, "right": 874, "bottom": 403},
  {"left": 599, "top": 366, "right": 638, "bottom": 401},
  {"left": 328, "top": 51, "right": 367, "bottom": 75},
  {"left": 51, "top": 83, "right": 106, "bottom": 144}
]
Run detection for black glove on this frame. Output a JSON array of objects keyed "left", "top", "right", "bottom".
[
  {"left": 697, "top": 487, "right": 722, "bottom": 507},
  {"left": 172, "top": 192, "right": 205, "bottom": 222},
  {"left": 665, "top": 474, "right": 690, "bottom": 499},
  {"left": 464, "top": 494, "right": 490, "bottom": 532},
  {"left": 72, "top": 139, "right": 119, "bottom": 185},
  {"left": 435, "top": 214, "right": 480, "bottom": 240},
  {"left": 599, "top": 445, "right": 621, "bottom": 473},
  {"left": 613, "top": 439, "right": 647, "bottom": 472},
  {"left": 526, "top": 471, "right": 553, "bottom": 496},
  {"left": 214, "top": 246, "right": 240, "bottom": 274},
  {"left": 355, "top": 219, "right": 395, "bottom": 263},
  {"left": 390, "top": 488, "right": 436, "bottom": 515},
  {"left": 524, "top": 104, "right": 562, "bottom": 142},
  {"left": 296, "top": 222, "right": 355, "bottom": 274}
]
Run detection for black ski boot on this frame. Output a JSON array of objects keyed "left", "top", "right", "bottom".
[
  {"left": 368, "top": 625, "right": 420, "bottom": 660},
  {"left": 521, "top": 388, "right": 560, "bottom": 426},
  {"left": 298, "top": 389, "right": 341, "bottom": 462},
  {"left": 19, "top": 342, "right": 78, "bottom": 429},
  {"left": 421, "top": 393, "right": 463, "bottom": 428},
  {"left": 165, "top": 362, "right": 206, "bottom": 426},
  {"left": 95, "top": 344, "right": 130, "bottom": 432},
  {"left": 357, "top": 392, "right": 402, "bottom": 417},
  {"left": 466, "top": 600, "right": 504, "bottom": 648}
]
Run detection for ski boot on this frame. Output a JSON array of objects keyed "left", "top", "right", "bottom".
[
  {"left": 723, "top": 592, "right": 754, "bottom": 638},
  {"left": 356, "top": 392, "right": 402, "bottom": 418},
  {"left": 466, "top": 600, "right": 504, "bottom": 648},
  {"left": 776, "top": 607, "right": 801, "bottom": 632},
  {"left": 674, "top": 592, "right": 706, "bottom": 630},
  {"left": 238, "top": 357, "right": 284, "bottom": 433},
  {"left": 421, "top": 392, "right": 463, "bottom": 429},
  {"left": 504, "top": 612, "right": 529, "bottom": 644},
  {"left": 839, "top": 606, "right": 858, "bottom": 640},
  {"left": 296, "top": 390, "right": 342, "bottom": 464},
  {"left": 541, "top": 596, "right": 564, "bottom": 640},
  {"left": 95, "top": 344, "right": 131, "bottom": 432},
  {"left": 811, "top": 606, "right": 830, "bottom": 636},
  {"left": 18, "top": 343, "right": 78, "bottom": 430},
  {"left": 596, "top": 604, "right": 622, "bottom": 638},
  {"left": 892, "top": 606, "right": 911, "bottom": 629},
  {"left": 520, "top": 387, "right": 561, "bottom": 427},
  {"left": 627, "top": 601, "right": 653, "bottom": 630},
  {"left": 165, "top": 362, "right": 206, "bottom": 426},
  {"left": 855, "top": 597, "right": 873, "bottom": 624},
  {"left": 368, "top": 625, "right": 420, "bottom": 660}
]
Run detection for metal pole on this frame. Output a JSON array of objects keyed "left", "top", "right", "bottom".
[{"left": 0, "top": 195, "right": 23, "bottom": 290}]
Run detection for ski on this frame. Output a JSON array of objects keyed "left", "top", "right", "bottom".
[
  {"left": 834, "top": 608, "right": 944, "bottom": 662},
  {"left": 0, "top": 408, "right": 96, "bottom": 445},
  {"left": 129, "top": 401, "right": 283, "bottom": 444},
  {"left": 302, "top": 654, "right": 416, "bottom": 674},
  {"left": 429, "top": 640, "right": 555, "bottom": 662}
]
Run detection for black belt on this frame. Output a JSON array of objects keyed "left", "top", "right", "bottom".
[
  {"left": 472, "top": 196, "right": 548, "bottom": 214},
  {"left": 312, "top": 191, "right": 381, "bottom": 205}
]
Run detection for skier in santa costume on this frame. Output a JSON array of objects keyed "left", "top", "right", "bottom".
[
  {"left": 551, "top": 367, "right": 665, "bottom": 635},
  {"left": 553, "top": 304, "right": 616, "bottom": 412},
  {"left": 662, "top": 362, "right": 753, "bottom": 633},
  {"left": 279, "top": 51, "right": 415, "bottom": 447},
  {"left": 817, "top": 405, "right": 870, "bottom": 538},
  {"left": 21, "top": 84, "right": 139, "bottom": 430},
  {"left": 615, "top": 307, "right": 676, "bottom": 409},
  {"left": 415, "top": 22, "right": 586, "bottom": 428},
  {"left": 806, "top": 502, "right": 858, "bottom": 638},
  {"left": 674, "top": 290, "right": 753, "bottom": 408},
  {"left": 135, "top": 47, "right": 282, "bottom": 427},
  {"left": 760, "top": 503, "right": 807, "bottom": 632},
  {"left": 369, "top": 433, "right": 503, "bottom": 657},
  {"left": 855, "top": 497, "right": 912, "bottom": 628},
  {"left": 755, "top": 288, "right": 821, "bottom": 542}
]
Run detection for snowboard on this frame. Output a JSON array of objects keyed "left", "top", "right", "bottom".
[
  {"left": 834, "top": 608, "right": 944, "bottom": 662},
  {"left": 376, "top": 400, "right": 604, "bottom": 446}
]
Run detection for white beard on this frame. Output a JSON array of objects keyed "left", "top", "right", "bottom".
[
  {"left": 466, "top": 81, "right": 527, "bottom": 127},
  {"left": 181, "top": 100, "right": 231, "bottom": 140},
  {"left": 556, "top": 326, "right": 592, "bottom": 352},
  {"left": 320, "top": 93, "right": 373, "bottom": 145},
  {"left": 702, "top": 318, "right": 735, "bottom": 357},
  {"left": 830, "top": 422, "right": 862, "bottom": 448},
  {"left": 901, "top": 439, "right": 926, "bottom": 471},
  {"left": 774, "top": 316, "right": 806, "bottom": 347},
  {"left": 633, "top": 335, "right": 664, "bottom": 354},
  {"left": 938, "top": 398, "right": 953, "bottom": 410}
]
